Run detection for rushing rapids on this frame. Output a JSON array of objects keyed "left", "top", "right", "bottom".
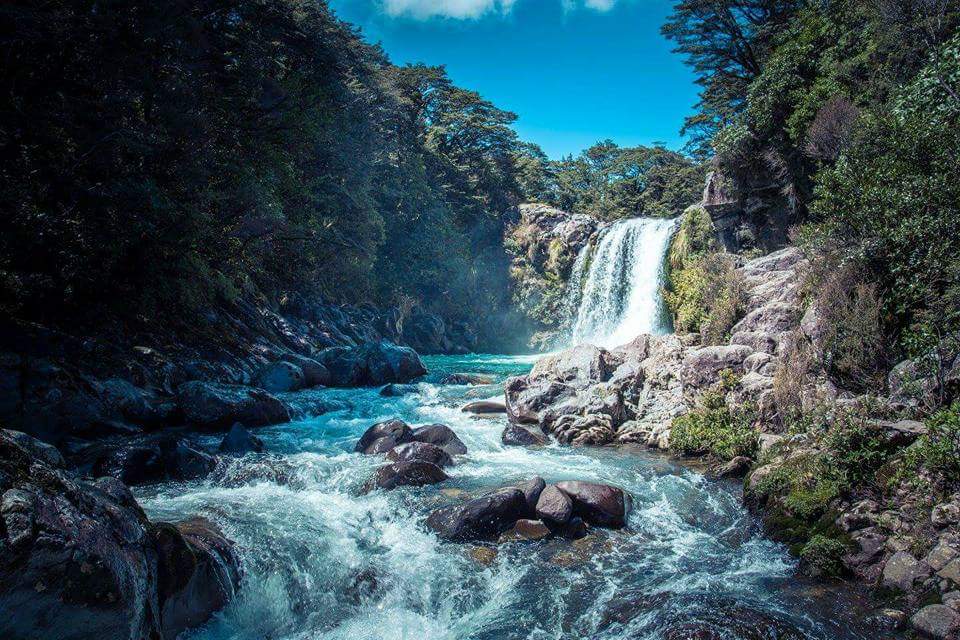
[
  {"left": 136, "top": 354, "right": 879, "bottom": 640},
  {"left": 565, "top": 217, "right": 676, "bottom": 349}
]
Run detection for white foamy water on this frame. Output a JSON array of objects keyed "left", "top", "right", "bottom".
[
  {"left": 135, "top": 354, "right": 877, "bottom": 640},
  {"left": 566, "top": 217, "right": 676, "bottom": 349}
]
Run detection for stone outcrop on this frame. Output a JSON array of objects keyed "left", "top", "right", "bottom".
[
  {"left": 505, "top": 204, "right": 600, "bottom": 348},
  {"left": 317, "top": 341, "right": 426, "bottom": 387},
  {"left": 0, "top": 429, "right": 239, "bottom": 640},
  {"left": 177, "top": 381, "right": 290, "bottom": 430},
  {"left": 502, "top": 247, "right": 809, "bottom": 450}
]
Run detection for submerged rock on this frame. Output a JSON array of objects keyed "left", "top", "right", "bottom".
[
  {"left": 426, "top": 488, "right": 527, "bottom": 542},
  {"left": 440, "top": 373, "right": 495, "bottom": 385},
  {"left": 92, "top": 436, "right": 216, "bottom": 486},
  {"left": 379, "top": 383, "right": 419, "bottom": 397},
  {"left": 177, "top": 381, "right": 289, "bottom": 430},
  {"left": 461, "top": 400, "right": 507, "bottom": 414},
  {"left": 499, "top": 518, "right": 552, "bottom": 542},
  {"left": 501, "top": 423, "right": 549, "bottom": 446}
]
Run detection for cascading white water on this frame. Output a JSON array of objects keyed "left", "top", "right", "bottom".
[{"left": 566, "top": 216, "right": 677, "bottom": 349}]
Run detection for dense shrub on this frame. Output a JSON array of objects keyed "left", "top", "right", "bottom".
[
  {"left": 664, "top": 252, "right": 746, "bottom": 344},
  {"left": 671, "top": 378, "right": 758, "bottom": 460},
  {"left": 800, "top": 534, "right": 849, "bottom": 577},
  {"left": 898, "top": 403, "right": 960, "bottom": 486}
]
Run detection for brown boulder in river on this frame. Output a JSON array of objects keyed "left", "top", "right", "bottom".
[{"left": 554, "top": 481, "right": 632, "bottom": 528}]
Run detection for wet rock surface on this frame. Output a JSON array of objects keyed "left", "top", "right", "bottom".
[{"left": 0, "top": 429, "right": 239, "bottom": 640}]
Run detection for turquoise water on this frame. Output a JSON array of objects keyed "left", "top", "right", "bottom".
[{"left": 137, "top": 354, "right": 881, "bottom": 640}]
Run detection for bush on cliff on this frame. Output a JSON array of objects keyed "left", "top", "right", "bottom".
[
  {"left": 671, "top": 379, "right": 758, "bottom": 461},
  {"left": 897, "top": 403, "right": 960, "bottom": 488}
]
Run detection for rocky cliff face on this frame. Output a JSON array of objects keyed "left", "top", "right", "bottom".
[
  {"left": 504, "top": 247, "right": 807, "bottom": 448},
  {"left": 701, "top": 170, "right": 793, "bottom": 253},
  {"left": 505, "top": 203, "right": 599, "bottom": 349}
]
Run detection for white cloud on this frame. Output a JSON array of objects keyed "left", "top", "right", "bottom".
[
  {"left": 380, "top": 0, "right": 623, "bottom": 20},
  {"left": 381, "top": 0, "right": 517, "bottom": 20}
]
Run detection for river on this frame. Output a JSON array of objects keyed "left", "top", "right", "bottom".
[{"left": 136, "top": 353, "right": 882, "bottom": 640}]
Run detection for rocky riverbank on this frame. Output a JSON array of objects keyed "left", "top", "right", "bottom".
[{"left": 501, "top": 244, "right": 960, "bottom": 637}]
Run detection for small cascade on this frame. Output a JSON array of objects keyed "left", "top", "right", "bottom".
[{"left": 565, "top": 216, "right": 676, "bottom": 349}]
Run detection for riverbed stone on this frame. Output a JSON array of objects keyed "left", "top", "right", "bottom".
[
  {"left": 254, "top": 360, "right": 306, "bottom": 393},
  {"left": 910, "top": 604, "right": 960, "bottom": 639},
  {"left": 410, "top": 424, "right": 468, "bottom": 456},
  {"left": 426, "top": 488, "right": 527, "bottom": 542},
  {"left": 386, "top": 441, "right": 453, "bottom": 468},
  {"left": 355, "top": 419, "right": 412, "bottom": 454},
  {"left": 883, "top": 551, "right": 932, "bottom": 592},
  {"left": 462, "top": 400, "right": 507, "bottom": 414},
  {"left": 499, "top": 518, "right": 552, "bottom": 542},
  {"left": 517, "top": 476, "right": 546, "bottom": 516},
  {"left": 536, "top": 485, "right": 573, "bottom": 524},
  {"left": 373, "top": 461, "right": 448, "bottom": 490},
  {"left": 177, "top": 381, "right": 289, "bottom": 429},
  {"left": 554, "top": 481, "right": 631, "bottom": 528},
  {"left": 501, "top": 423, "right": 550, "bottom": 446},
  {"left": 219, "top": 423, "right": 265, "bottom": 455}
]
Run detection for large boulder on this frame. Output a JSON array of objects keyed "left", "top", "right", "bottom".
[
  {"left": 92, "top": 437, "right": 216, "bottom": 486},
  {"left": 372, "top": 461, "right": 448, "bottom": 490},
  {"left": 517, "top": 476, "right": 546, "bottom": 516},
  {"left": 318, "top": 341, "right": 427, "bottom": 387},
  {"left": 426, "top": 488, "right": 527, "bottom": 542},
  {"left": 536, "top": 485, "right": 573, "bottom": 524},
  {"left": 554, "top": 481, "right": 632, "bottom": 528},
  {"left": 253, "top": 361, "right": 306, "bottom": 393},
  {"left": 910, "top": 604, "right": 959, "bottom": 639},
  {"left": 0, "top": 430, "right": 239, "bottom": 640},
  {"left": 153, "top": 518, "right": 241, "bottom": 640},
  {"left": 281, "top": 354, "right": 330, "bottom": 388},
  {"left": 680, "top": 345, "right": 754, "bottom": 389},
  {"left": 355, "top": 419, "right": 413, "bottom": 454},
  {"left": 177, "top": 381, "right": 289, "bottom": 430},
  {"left": 218, "top": 423, "right": 265, "bottom": 455},
  {"left": 386, "top": 441, "right": 453, "bottom": 468},
  {"left": 409, "top": 424, "right": 468, "bottom": 456},
  {"left": 529, "top": 344, "right": 618, "bottom": 386}
]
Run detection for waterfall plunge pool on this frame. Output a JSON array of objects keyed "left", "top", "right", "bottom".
[{"left": 136, "top": 354, "right": 884, "bottom": 640}]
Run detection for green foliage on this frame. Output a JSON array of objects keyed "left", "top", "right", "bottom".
[
  {"left": 752, "top": 452, "right": 842, "bottom": 520},
  {"left": 810, "top": 36, "right": 960, "bottom": 352},
  {"left": 670, "top": 378, "right": 758, "bottom": 460},
  {"left": 664, "top": 252, "right": 746, "bottom": 344},
  {"left": 544, "top": 141, "right": 704, "bottom": 220},
  {"left": 800, "top": 534, "right": 849, "bottom": 577},
  {"left": 0, "top": 0, "right": 542, "bottom": 346},
  {"left": 898, "top": 403, "right": 960, "bottom": 485}
]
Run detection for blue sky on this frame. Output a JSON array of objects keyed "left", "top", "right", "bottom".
[{"left": 328, "top": 0, "right": 699, "bottom": 159}]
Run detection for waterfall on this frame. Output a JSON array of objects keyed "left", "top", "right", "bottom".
[{"left": 565, "top": 216, "right": 676, "bottom": 349}]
